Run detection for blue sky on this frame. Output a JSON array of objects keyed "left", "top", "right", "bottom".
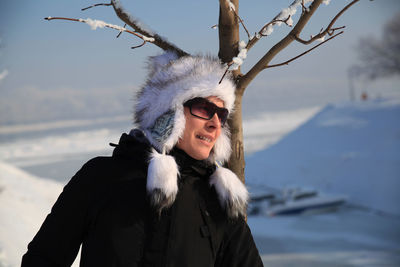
[{"left": 1, "top": 0, "right": 399, "bottom": 124}]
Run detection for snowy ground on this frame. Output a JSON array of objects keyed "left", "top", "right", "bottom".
[
  {"left": 0, "top": 162, "right": 61, "bottom": 266},
  {"left": 248, "top": 212, "right": 400, "bottom": 266},
  {"left": 1, "top": 101, "right": 399, "bottom": 266},
  {"left": 0, "top": 162, "right": 80, "bottom": 267},
  {"left": 246, "top": 98, "right": 400, "bottom": 217},
  {"left": 245, "top": 98, "right": 400, "bottom": 266}
]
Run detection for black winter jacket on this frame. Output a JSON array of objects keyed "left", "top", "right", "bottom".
[{"left": 22, "top": 132, "right": 263, "bottom": 267}]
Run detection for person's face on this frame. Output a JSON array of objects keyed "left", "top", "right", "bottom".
[{"left": 177, "top": 96, "right": 224, "bottom": 160}]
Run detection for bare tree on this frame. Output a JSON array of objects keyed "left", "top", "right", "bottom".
[
  {"left": 352, "top": 11, "right": 400, "bottom": 80},
  {"left": 45, "top": 0, "right": 360, "bottom": 184}
]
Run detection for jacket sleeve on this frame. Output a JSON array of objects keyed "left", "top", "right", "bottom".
[
  {"left": 216, "top": 217, "right": 264, "bottom": 267},
  {"left": 21, "top": 159, "right": 98, "bottom": 267}
]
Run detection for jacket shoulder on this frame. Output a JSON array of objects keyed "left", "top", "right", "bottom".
[{"left": 77, "top": 155, "right": 147, "bottom": 184}]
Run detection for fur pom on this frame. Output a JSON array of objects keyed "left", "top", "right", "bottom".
[
  {"left": 147, "top": 149, "right": 179, "bottom": 213},
  {"left": 210, "top": 126, "right": 232, "bottom": 163},
  {"left": 209, "top": 167, "right": 249, "bottom": 218}
]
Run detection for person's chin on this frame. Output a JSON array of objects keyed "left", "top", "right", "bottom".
[{"left": 192, "top": 149, "right": 211, "bottom": 160}]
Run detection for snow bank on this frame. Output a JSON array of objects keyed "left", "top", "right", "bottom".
[
  {"left": 0, "top": 161, "right": 79, "bottom": 267},
  {"left": 244, "top": 106, "right": 321, "bottom": 154},
  {"left": 0, "top": 128, "right": 119, "bottom": 167},
  {"left": 0, "top": 115, "right": 129, "bottom": 135},
  {"left": 248, "top": 208, "right": 400, "bottom": 265},
  {"left": 246, "top": 98, "right": 400, "bottom": 216}
]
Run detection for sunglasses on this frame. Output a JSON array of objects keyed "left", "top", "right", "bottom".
[{"left": 183, "top": 97, "right": 229, "bottom": 126}]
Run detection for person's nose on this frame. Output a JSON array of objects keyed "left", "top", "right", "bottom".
[{"left": 206, "top": 113, "right": 221, "bottom": 130}]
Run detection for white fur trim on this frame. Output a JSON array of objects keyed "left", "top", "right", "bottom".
[
  {"left": 146, "top": 148, "right": 248, "bottom": 217},
  {"left": 135, "top": 52, "right": 236, "bottom": 161},
  {"left": 209, "top": 167, "right": 249, "bottom": 218},
  {"left": 163, "top": 105, "right": 186, "bottom": 152},
  {"left": 136, "top": 54, "right": 235, "bottom": 129},
  {"left": 147, "top": 149, "right": 179, "bottom": 211},
  {"left": 148, "top": 51, "right": 180, "bottom": 75},
  {"left": 210, "top": 126, "right": 232, "bottom": 162}
]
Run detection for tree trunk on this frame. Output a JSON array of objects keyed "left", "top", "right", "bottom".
[
  {"left": 218, "top": 0, "right": 239, "bottom": 63},
  {"left": 227, "top": 90, "right": 245, "bottom": 183},
  {"left": 218, "top": 0, "right": 246, "bottom": 183}
]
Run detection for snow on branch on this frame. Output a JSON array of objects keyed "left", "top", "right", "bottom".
[
  {"left": 226, "top": 0, "right": 236, "bottom": 12},
  {"left": 219, "top": 40, "right": 247, "bottom": 83},
  {"left": 44, "top": 16, "right": 155, "bottom": 49},
  {"left": 225, "top": 0, "right": 251, "bottom": 39},
  {"left": 246, "top": 0, "right": 312, "bottom": 50},
  {"left": 229, "top": 41, "right": 247, "bottom": 70},
  {"left": 246, "top": 0, "right": 336, "bottom": 51},
  {"left": 46, "top": 0, "right": 188, "bottom": 56},
  {"left": 237, "top": 0, "right": 361, "bottom": 92},
  {"left": 220, "top": 0, "right": 334, "bottom": 83},
  {"left": 223, "top": 0, "right": 315, "bottom": 74}
]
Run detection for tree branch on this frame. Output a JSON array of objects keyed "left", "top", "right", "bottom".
[
  {"left": 219, "top": 62, "right": 233, "bottom": 84},
  {"left": 246, "top": 0, "right": 301, "bottom": 52},
  {"left": 110, "top": 0, "right": 188, "bottom": 57},
  {"left": 295, "top": 0, "right": 359, "bottom": 44},
  {"left": 259, "top": 16, "right": 293, "bottom": 37},
  {"left": 231, "top": 8, "right": 251, "bottom": 40},
  {"left": 238, "top": 0, "right": 324, "bottom": 91},
  {"left": 131, "top": 40, "right": 147, "bottom": 49},
  {"left": 44, "top": 16, "right": 154, "bottom": 47},
  {"left": 116, "top": 23, "right": 126, "bottom": 38},
  {"left": 238, "top": 0, "right": 360, "bottom": 91},
  {"left": 81, "top": 3, "right": 112, "bottom": 11},
  {"left": 265, "top": 31, "right": 343, "bottom": 69}
]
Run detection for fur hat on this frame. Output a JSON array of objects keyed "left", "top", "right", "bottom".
[{"left": 135, "top": 51, "right": 248, "bottom": 218}]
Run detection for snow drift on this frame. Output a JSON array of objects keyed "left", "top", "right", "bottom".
[
  {"left": 0, "top": 162, "right": 81, "bottom": 267},
  {"left": 246, "top": 98, "right": 400, "bottom": 216}
]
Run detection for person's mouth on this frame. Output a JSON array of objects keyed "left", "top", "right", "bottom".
[{"left": 196, "top": 134, "right": 213, "bottom": 143}]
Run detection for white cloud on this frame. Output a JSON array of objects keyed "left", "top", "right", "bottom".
[{"left": 0, "top": 69, "right": 9, "bottom": 82}]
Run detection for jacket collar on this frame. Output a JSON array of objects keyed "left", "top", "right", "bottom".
[{"left": 112, "top": 130, "right": 249, "bottom": 219}]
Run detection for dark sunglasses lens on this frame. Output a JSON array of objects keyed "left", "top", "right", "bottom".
[
  {"left": 217, "top": 109, "right": 228, "bottom": 125},
  {"left": 186, "top": 98, "right": 229, "bottom": 125},
  {"left": 190, "top": 101, "right": 213, "bottom": 119}
]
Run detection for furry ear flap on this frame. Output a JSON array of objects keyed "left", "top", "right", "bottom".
[
  {"left": 147, "top": 149, "right": 179, "bottom": 214},
  {"left": 210, "top": 126, "right": 232, "bottom": 163},
  {"left": 209, "top": 167, "right": 249, "bottom": 218},
  {"left": 148, "top": 51, "right": 180, "bottom": 75}
]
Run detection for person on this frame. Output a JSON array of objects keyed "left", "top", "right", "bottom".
[{"left": 21, "top": 51, "right": 263, "bottom": 267}]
